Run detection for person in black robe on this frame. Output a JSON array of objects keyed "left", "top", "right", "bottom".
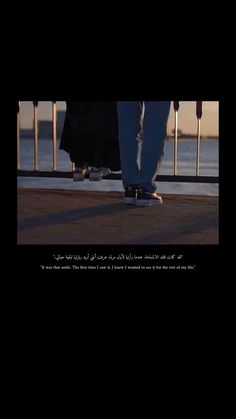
[{"left": 60, "top": 101, "right": 120, "bottom": 181}]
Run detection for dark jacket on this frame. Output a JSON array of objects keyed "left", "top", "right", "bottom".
[{"left": 60, "top": 101, "right": 120, "bottom": 171}]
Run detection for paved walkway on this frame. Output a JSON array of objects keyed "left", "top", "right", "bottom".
[{"left": 17, "top": 188, "right": 219, "bottom": 245}]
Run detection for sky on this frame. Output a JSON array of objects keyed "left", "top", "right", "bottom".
[{"left": 19, "top": 101, "right": 219, "bottom": 137}]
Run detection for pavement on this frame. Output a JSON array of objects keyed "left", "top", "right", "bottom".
[{"left": 17, "top": 188, "right": 219, "bottom": 245}]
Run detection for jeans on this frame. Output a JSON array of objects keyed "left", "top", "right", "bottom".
[{"left": 117, "top": 101, "right": 171, "bottom": 193}]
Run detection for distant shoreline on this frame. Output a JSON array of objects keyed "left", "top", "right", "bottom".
[
  {"left": 20, "top": 134, "right": 219, "bottom": 140},
  {"left": 167, "top": 135, "right": 218, "bottom": 140}
]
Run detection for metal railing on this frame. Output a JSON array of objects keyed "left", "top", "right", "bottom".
[{"left": 17, "top": 101, "right": 219, "bottom": 183}]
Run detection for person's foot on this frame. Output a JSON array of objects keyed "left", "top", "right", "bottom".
[
  {"left": 124, "top": 185, "right": 138, "bottom": 205},
  {"left": 73, "top": 167, "right": 90, "bottom": 181},
  {"left": 136, "top": 187, "right": 163, "bottom": 206},
  {"left": 89, "top": 167, "right": 111, "bottom": 181}
]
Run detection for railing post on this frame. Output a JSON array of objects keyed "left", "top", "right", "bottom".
[
  {"left": 33, "top": 101, "right": 39, "bottom": 171},
  {"left": 174, "top": 101, "right": 180, "bottom": 175},
  {"left": 52, "top": 101, "right": 57, "bottom": 171},
  {"left": 196, "top": 101, "right": 202, "bottom": 176},
  {"left": 17, "top": 101, "right": 20, "bottom": 170}
]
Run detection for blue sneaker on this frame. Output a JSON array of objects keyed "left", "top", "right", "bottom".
[
  {"left": 136, "top": 187, "right": 163, "bottom": 206},
  {"left": 124, "top": 185, "right": 137, "bottom": 205}
]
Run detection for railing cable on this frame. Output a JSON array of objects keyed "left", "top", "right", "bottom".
[
  {"left": 17, "top": 101, "right": 20, "bottom": 170},
  {"left": 173, "top": 101, "right": 179, "bottom": 175},
  {"left": 52, "top": 101, "right": 57, "bottom": 171},
  {"left": 196, "top": 101, "right": 203, "bottom": 176},
  {"left": 33, "top": 101, "right": 39, "bottom": 171}
]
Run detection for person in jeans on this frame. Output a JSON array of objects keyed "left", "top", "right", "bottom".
[
  {"left": 60, "top": 101, "right": 120, "bottom": 181},
  {"left": 117, "top": 101, "right": 171, "bottom": 205}
]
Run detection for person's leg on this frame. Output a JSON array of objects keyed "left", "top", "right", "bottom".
[
  {"left": 117, "top": 101, "right": 144, "bottom": 188},
  {"left": 139, "top": 101, "right": 171, "bottom": 193}
]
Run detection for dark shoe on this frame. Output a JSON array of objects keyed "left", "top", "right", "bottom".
[
  {"left": 73, "top": 167, "right": 90, "bottom": 181},
  {"left": 89, "top": 167, "right": 111, "bottom": 181},
  {"left": 136, "top": 187, "right": 163, "bottom": 206},
  {"left": 124, "top": 185, "right": 137, "bottom": 205}
]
